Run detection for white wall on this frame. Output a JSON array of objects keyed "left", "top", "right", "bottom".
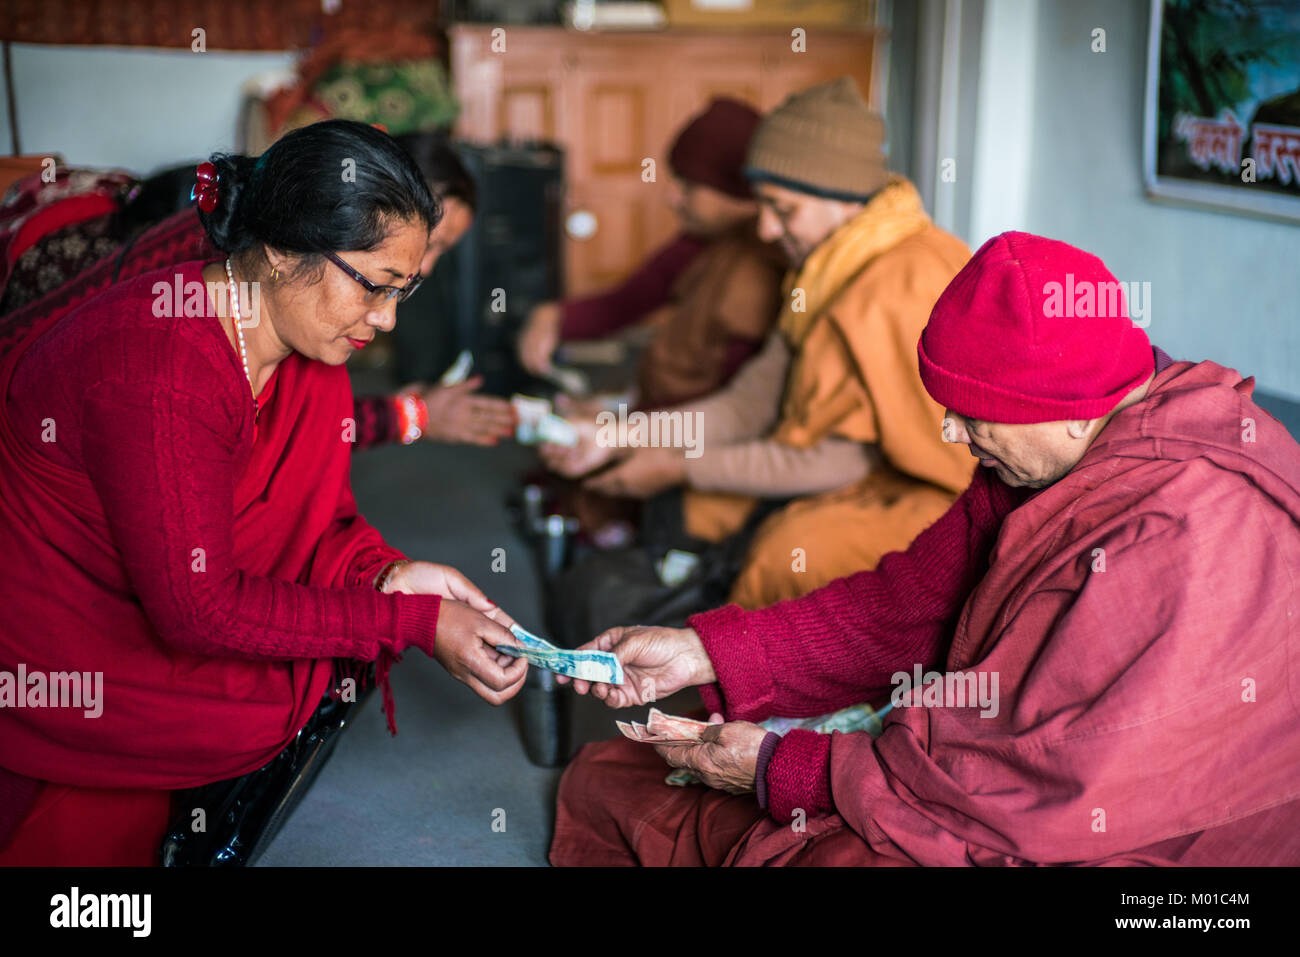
[
  {"left": 968, "top": 0, "right": 1300, "bottom": 401},
  {"left": 969, "top": 0, "right": 1036, "bottom": 240},
  {"left": 0, "top": 44, "right": 295, "bottom": 173}
]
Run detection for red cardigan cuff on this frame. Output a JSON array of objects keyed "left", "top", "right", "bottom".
[
  {"left": 394, "top": 594, "right": 442, "bottom": 657},
  {"left": 687, "top": 604, "right": 776, "bottom": 721},
  {"left": 765, "top": 729, "right": 834, "bottom": 823}
]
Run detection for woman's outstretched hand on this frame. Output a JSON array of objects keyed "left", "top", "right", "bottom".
[
  {"left": 432, "top": 600, "right": 528, "bottom": 705},
  {"left": 381, "top": 561, "right": 525, "bottom": 704},
  {"left": 383, "top": 561, "right": 517, "bottom": 629},
  {"left": 556, "top": 625, "right": 716, "bottom": 708},
  {"left": 405, "top": 378, "right": 516, "bottom": 446}
]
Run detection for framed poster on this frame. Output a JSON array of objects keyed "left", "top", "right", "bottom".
[{"left": 1143, "top": 0, "right": 1300, "bottom": 223}]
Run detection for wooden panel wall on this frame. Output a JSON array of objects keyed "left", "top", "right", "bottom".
[{"left": 451, "top": 26, "right": 881, "bottom": 295}]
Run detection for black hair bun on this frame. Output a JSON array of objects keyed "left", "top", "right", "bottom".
[
  {"left": 194, "top": 121, "right": 437, "bottom": 264},
  {"left": 195, "top": 153, "right": 258, "bottom": 253}
]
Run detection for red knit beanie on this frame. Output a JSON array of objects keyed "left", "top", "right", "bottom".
[
  {"left": 917, "top": 231, "right": 1154, "bottom": 424},
  {"left": 668, "top": 98, "right": 762, "bottom": 199}
]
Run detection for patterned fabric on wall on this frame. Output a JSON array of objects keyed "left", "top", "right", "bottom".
[
  {"left": 256, "top": 30, "right": 454, "bottom": 146},
  {"left": 312, "top": 61, "right": 459, "bottom": 134},
  {"left": 0, "top": 0, "right": 440, "bottom": 50}
]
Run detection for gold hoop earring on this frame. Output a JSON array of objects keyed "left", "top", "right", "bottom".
[{"left": 270, "top": 266, "right": 279, "bottom": 282}]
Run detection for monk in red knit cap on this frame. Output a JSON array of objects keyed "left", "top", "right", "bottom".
[{"left": 549, "top": 231, "right": 1300, "bottom": 866}]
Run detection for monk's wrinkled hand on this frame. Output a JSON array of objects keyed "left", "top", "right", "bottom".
[
  {"left": 556, "top": 625, "right": 715, "bottom": 706},
  {"left": 582, "top": 446, "right": 686, "bottom": 499},
  {"left": 432, "top": 600, "right": 528, "bottom": 705},
  {"left": 654, "top": 716, "right": 767, "bottom": 795}
]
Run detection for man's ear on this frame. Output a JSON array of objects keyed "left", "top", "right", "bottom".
[{"left": 833, "top": 198, "right": 865, "bottom": 227}]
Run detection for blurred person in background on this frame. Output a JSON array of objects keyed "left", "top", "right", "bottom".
[{"left": 545, "top": 78, "right": 974, "bottom": 610}]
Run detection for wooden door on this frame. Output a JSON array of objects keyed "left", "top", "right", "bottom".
[
  {"left": 563, "top": 42, "right": 668, "bottom": 294},
  {"left": 450, "top": 26, "right": 880, "bottom": 296}
]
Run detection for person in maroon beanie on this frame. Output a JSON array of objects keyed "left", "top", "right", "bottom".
[
  {"left": 517, "top": 97, "right": 784, "bottom": 411},
  {"left": 549, "top": 231, "right": 1300, "bottom": 867},
  {"left": 0, "top": 121, "right": 528, "bottom": 866}
]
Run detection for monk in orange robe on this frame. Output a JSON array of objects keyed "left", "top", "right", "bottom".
[{"left": 546, "top": 78, "right": 973, "bottom": 609}]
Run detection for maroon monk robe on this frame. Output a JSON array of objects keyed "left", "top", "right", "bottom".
[
  {"left": 0, "top": 261, "right": 441, "bottom": 861},
  {"left": 553, "top": 358, "right": 1300, "bottom": 866}
]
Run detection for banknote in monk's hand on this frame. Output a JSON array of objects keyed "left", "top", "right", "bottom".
[
  {"left": 511, "top": 395, "right": 579, "bottom": 447},
  {"left": 496, "top": 623, "right": 625, "bottom": 685},
  {"left": 616, "top": 708, "right": 711, "bottom": 745}
]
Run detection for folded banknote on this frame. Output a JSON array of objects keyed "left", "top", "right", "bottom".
[
  {"left": 439, "top": 349, "right": 473, "bottom": 386},
  {"left": 511, "top": 395, "right": 579, "bottom": 447},
  {"left": 615, "top": 708, "right": 711, "bottom": 745},
  {"left": 497, "top": 624, "right": 625, "bottom": 685},
  {"left": 659, "top": 701, "right": 896, "bottom": 787}
]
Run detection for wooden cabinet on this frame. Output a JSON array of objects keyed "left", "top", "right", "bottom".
[{"left": 450, "top": 25, "right": 882, "bottom": 295}]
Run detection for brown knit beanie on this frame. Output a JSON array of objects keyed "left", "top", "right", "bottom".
[{"left": 744, "top": 77, "right": 888, "bottom": 201}]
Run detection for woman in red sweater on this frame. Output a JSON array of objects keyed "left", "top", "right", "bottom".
[{"left": 0, "top": 120, "right": 527, "bottom": 865}]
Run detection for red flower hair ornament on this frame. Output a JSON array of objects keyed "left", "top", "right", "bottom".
[{"left": 192, "top": 161, "right": 219, "bottom": 213}]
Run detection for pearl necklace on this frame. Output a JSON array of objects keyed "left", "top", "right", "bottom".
[{"left": 224, "top": 258, "right": 256, "bottom": 405}]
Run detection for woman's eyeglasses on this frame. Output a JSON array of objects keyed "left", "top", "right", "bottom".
[{"left": 324, "top": 252, "right": 423, "bottom": 305}]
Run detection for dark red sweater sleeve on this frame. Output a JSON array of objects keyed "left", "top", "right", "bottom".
[
  {"left": 686, "top": 468, "right": 1030, "bottom": 819},
  {"left": 559, "top": 233, "right": 707, "bottom": 340},
  {"left": 353, "top": 395, "right": 399, "bottom": 450},
  {"left": 78, "top": 365, "right": 441, "bottom": 665},
  {"left": 690, "top": 468, "right": 1028, "bottom": 719}
]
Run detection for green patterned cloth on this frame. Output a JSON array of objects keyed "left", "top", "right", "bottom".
[{"left": 313, "top": 59, "right": 459, "bottom": 135}]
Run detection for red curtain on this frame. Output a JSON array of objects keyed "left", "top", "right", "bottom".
[{"left": 0, "top": 0, "right": 440, "bottom": 51}]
